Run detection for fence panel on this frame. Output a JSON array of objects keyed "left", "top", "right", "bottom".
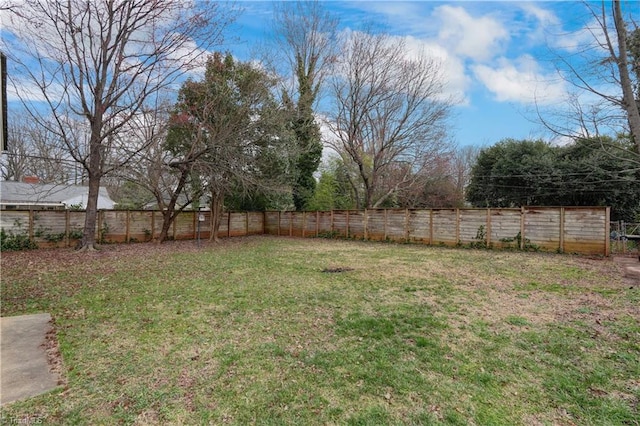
[
  {"left": 408, "top": 210, "right": 431, "bottom": 243},
  {"left": 101, "top": 211, "right": 128, "bottom": 243},
  {"left": 229, "top": 212, "right": 249, "bottom": 237},
  {"left": 248, "top": 212, "right": 264, "bottom": 235},
  {"left": 459, "top": 209, "right": 487, "bottom": 245},
  {"left": 318, "top": 211, "right": 333, "bottom": 236},
  {"left": 264, "top": 211, "right": 280, "bottom": 235},
  {"left": 432, "top": 209, "right": 458, "bottom": 245},
  {"left": 489, "top": 209, "right": 521, "bottom": 249},
  {"left": 563, "top": 207, "right": 608, "bottom": 254},
  {"left": 524, "top": 207, "right": 561, "bottom": 252},
  {"left": 129, "top": 211, "right": 153, "bottom": 242},
  {"left": 331, "top": 211, "right": 348, "bottom": 237},
  {"left": 367, "top": 210, "right": 386, "bottom": 241},
  {"left": 33, "top": 210, "right": 68, "bottom": 247},
  {"left": 347, "top": 211, "right": 365, "bottom": 239},
  {"left": 387, "top": 210, "right": 407, "bottom": 241}
]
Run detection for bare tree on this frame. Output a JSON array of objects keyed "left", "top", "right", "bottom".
[
  {"left": 2, "top": 114, "right": 75, "bottom": 183},
  {"left": 325, "top": 31, "right": 454, "bottom": 208},
  {"left": 2, "top": 120, "right": 30, "bottom": 182},
  {"left": 539, "top": 1, "right": 640, "bottom": 155},
  {"left": 109, "top": 97, "right": 206, "bottom": 242},
  {"left": 3, "top": 0, "right": 235, "bottom": 250},
  {"left": 271, "top": 0, "right": 338, "bottom": 210}
]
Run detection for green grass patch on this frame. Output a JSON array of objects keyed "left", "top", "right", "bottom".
[{"left": 1, "top": 237, "right": 637, "bottom": 425}]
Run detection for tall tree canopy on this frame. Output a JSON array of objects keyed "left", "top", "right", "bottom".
[
  {"left": 272, "top": 0, "right": 338, "bottom": 210},
  {"left": 467, "top": 138, "right": 640, "bottom": 221},
  {"left": 168, "top": 53, "right": 295, "bottom": 241}
]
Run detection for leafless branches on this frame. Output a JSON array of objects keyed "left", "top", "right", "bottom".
[
  {"left": 3, "top": 0, "right": 235, "bottom": 249},
  {"left": 538, "top": 1, "right": 640, "bottom": 155},
  {"left": 325, "top": 31, "right": 454, "bottom": 208}
]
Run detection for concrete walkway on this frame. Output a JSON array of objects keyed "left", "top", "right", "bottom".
[{"left": 0, "top": 313, "right": 61, "bottom": 406}]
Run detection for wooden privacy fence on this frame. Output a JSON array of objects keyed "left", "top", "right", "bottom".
[
  {"left": 0, "top": 210, "right": 265, "bottom": 248},
  {"left": 0, "top": 206, "right": 610, "bottom": 255},
  {"left": 264, "top": 207, "right": 610, "bottom": 256}
]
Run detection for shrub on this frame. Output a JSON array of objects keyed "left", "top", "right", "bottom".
[{"left": 0, "top": 228, "right": 38, "bottom": 251}]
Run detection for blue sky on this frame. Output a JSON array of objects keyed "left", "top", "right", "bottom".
[
  {"left": 224, "top": 1, "right": 638, "bottom": 148},
  {"left": 2, "top": 1, "right": 636, "bottom": 150}
]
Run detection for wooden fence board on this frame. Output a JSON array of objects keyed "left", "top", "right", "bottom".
[
  {"left": 489, "top": 209, "right": 521, "bottom": 248},
  {"left": 367, "top": 209, "right": 386, "bottom": 241},
  {"left": 347, "top": 211, "right": 365, "bottom": 239},
  {"left": 263, "top": 211, "right": 279, "bottom": 235},
  {"left": 459, "top": 209, "right": 487, "bottom": 245},
  {"left": 432, "top": 209, "right": 458, "bottom": 245},
  {"left": 317, "top": 211, "right": 332, "bottom": 236},
  {"left": 408, "top": 210, "right": 431, "bottom": 242},
  {"left": 279, "top": 212, "right": 292, "bottom": 236},
  {"left": 387, "top": 210, "right": 407, "bottom": 241},
  {"left": 331, "top": 211, "right": 348, "bottom": 237},
  {"left": 523, "top": 208, "right": 561, "bottom": 251},
  {"left": 173, "top": 212, "right": 195, "bottom": 240},
  {"left": 101, "top": 211, "right": 128, "bottom": 243}
]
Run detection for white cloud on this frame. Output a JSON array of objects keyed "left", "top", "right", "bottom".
[
  {"left": 401, "top": 36, "right": 471, "bottom": 105},
  {"left": 472, "top": 55, "right": 566, "bottom": 104},
  {"left": 519, "top": 3, "right": 560, "bottom": 27},
  {"left": 433, "top": 5, "right": 509, "bottom": 62},
  {"left": 517, "top": 3, "right": 560, "bottom": 44}
]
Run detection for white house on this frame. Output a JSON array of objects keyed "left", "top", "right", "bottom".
[{"left": 0, "top": 180, "right": 116, "bottom": 210}]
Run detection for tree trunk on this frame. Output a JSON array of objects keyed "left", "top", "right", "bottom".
[
  {"left": 158, "top": 210, "right": 174, "bottom": 243},
  {"left": 157, "top": 166, "right": 191, "bottom": 243},
  {"left": 209, "top": 192, "right": 224, "bottom": 242},
  {"left": 613, "top": 0, "right": 640, "bottom": 154},
  {"left": 78, "top": 131, "right": 102, "bottom": 251},
  {"left": 79, "top": 175, "right": 101, "bottom": 250}
]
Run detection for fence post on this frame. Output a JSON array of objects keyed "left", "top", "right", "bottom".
[
  {"left": 520, "top": 206, "right": 526, "bottom": 250},
  {"left": 316, "top": 211, "right": 319, "bottom": 237},
  {"left": 559, "top": 207, "right": 565, "bottom": 254},
  {"left": 346, "top": 210, "right": 350, "bottom": 238},
  {"left": 405, "top": 209, "right": 410, "bottom": 242},
  {"left": 97, "top": 210, "right": 103, "bottom": 242},
  {"left": 384, "top": 209, "right": 388, "bottom": 240},
  {"left": 65, "top": 210, "right": 70, "bottom": 247},
  {"left": 302, "top": 211, "right": 306, "bottom": 238},
  {"left": 605, "top": 207, "right": 610, "bottom": 256},
  {"left": 486, "top": 208, "right": 492, "bottom": 247},
  {"left": 364, "top": 209, "right": 369, "bottom": 240},
  {"left": 429, "top": 209, "right": 433, "bottom": 245},
  {"left": 28, "top": 210, "right": 34, "bottom": 240},
  {"left": 172, "top": 213, "right": 177, "bottom": 240},
  {"left": 126, "top": 210, "right": 131, "bottom": 243},
  {"left": 277, "top": 211, "right": 281, "bottom": 236},
  {"left": 289, "top": 212, "right": 293, "bottom": 237},
  {"left": 455, "top": 208, "right": 460, "bottom": 245},
  {"left": 192, "top": 211, "right": 197, "bottom": 240},
  {"left": 150, "top": 211, "right": 155, "bottom": 241},
  {"left": 331, "top": 210, "right": 335, "bottom": 235}
]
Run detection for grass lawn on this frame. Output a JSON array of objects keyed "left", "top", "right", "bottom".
[{"left": 1, "top": 236, "right": 638, "bottom": 425}]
